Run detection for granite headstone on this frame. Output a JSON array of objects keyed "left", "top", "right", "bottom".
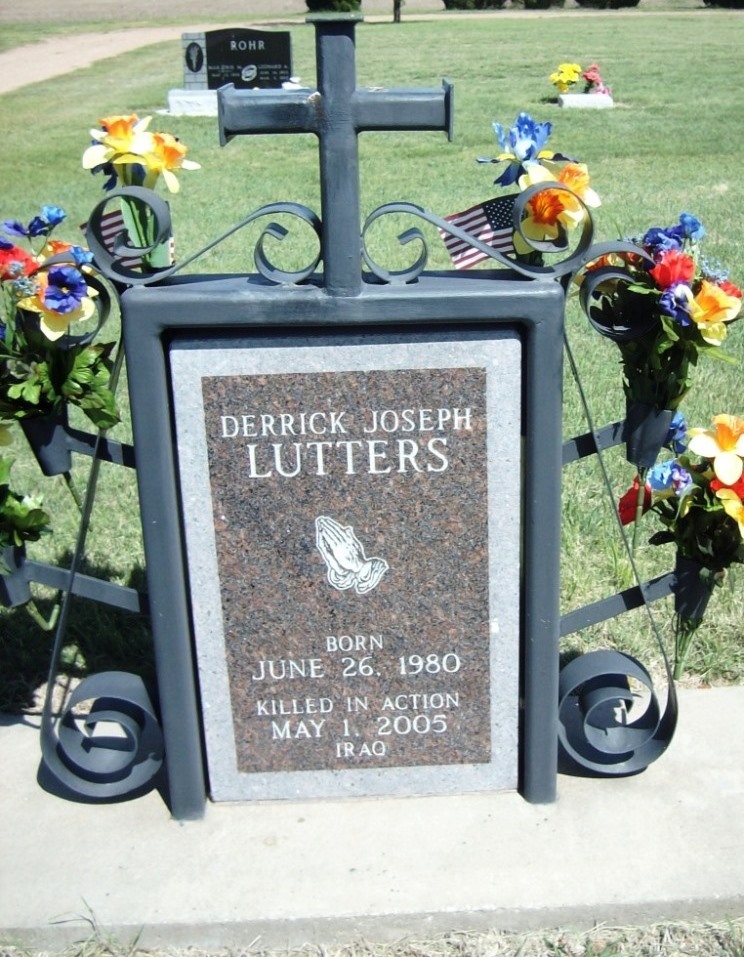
[
  {"left": 182, "top": 28, "right": 292, "bottom": 91},
  {"left": 170, "top": 330, "right": 522, "bottom": 802}
]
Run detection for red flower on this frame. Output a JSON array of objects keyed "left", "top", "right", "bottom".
[
  {"left": 0, "top": 243, "right": 37, "bottom": 281},
  {"left": 650, "top": 249, "right": 695, "bottom": 290},
  {"left": 718, "top": 279, "right": 742, "bottom": 299},
  {"left": 618, "top": 476, "right": 651, "bottom": 525},
  {"left": 711, "top": 474, "right": 744, "bottom": 497}
]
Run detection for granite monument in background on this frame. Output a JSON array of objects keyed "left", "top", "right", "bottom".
[{"left": 168, "top": 28, "right": 292, "bottom": 116}]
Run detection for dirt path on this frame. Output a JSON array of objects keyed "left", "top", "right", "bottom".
[{"left": 0, "top": 24, "right": 247, "bottom": 95}]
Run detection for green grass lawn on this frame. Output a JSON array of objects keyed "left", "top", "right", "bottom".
[{"left": 1, "top": 9, "right": 743, "bottom": 709}]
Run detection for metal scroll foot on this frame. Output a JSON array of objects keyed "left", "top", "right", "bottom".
[
  {"left": 558, "top": 649, "right": 677, "bottom": 777},
  {"left": 40, "top": 671, "right": 164, "bottom": 802}
]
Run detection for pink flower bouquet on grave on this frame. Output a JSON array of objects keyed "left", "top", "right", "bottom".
[
  {"left": 549, "top": 61, "right": 612, "bottom": 97},
  {"left": 581, "top": 63, "right": 612, "bottom": 97}
]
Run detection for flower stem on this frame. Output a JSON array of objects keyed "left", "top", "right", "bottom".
[
  {"left": 120, "top": 192, "right": 171, "bottom": 272},
  {"left": 630, "top": 467, "right": 648, "bottom": 556},
  {"left": 673, "top": 614, "right": 701, "bottom": 680},
  {"left": 62, "top": 471, "right": 83, "bottom": 512},
  {"left": 25, "top": 598, "right": 60, "bottom": 632}
]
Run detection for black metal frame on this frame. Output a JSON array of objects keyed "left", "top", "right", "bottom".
[{"left": 121, "top": 270, "right": 565, "bottom": 818}]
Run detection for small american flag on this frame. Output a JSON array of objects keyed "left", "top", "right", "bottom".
[
  {"left": 439, "top": 195, "right": 515, "bottom": 270},
  {"left": 87, "top": 209, "right": 174, "bottom": 269},
  {"left": 97, "top": 209, "right": 144, "bottom": 269}
]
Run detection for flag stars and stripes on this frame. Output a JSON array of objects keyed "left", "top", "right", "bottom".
[{"left": 439, "top": 195, "right": 516, "bottom": 270}]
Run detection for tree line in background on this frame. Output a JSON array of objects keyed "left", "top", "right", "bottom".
[{"left": 307, "top": 0, "right": 742, "bottom": 10}]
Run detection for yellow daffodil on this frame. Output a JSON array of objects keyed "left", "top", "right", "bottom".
[
  {"left": 688, "top": 414, "right": 744, "bottom": 485},
  {"left": 140, "top": 131, "right": 201, "bottom": 194},
  {"left": 551, "top": 161, "right": 601, "bottom": 212},
  {"left": 687, "top": 279, "right": 741, "bottom": 345},
  {"left": 82, "top": 113, "right": 153, "bottom": 172},
  {"left": 83, "top": 114, "right": 200, "bottom": 193},
  {"left": 716, "top": 488, "right": 744, "bottom": 538}
]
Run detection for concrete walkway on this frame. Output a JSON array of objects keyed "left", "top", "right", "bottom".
[{"left": 1, "top": 685, "right": 743, "bottom": 950}]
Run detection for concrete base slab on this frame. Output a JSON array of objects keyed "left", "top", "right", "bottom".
[{"left": 2, "top": 686, "right": 744, "bottom": 950}]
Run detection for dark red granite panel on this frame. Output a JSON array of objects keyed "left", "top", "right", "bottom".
[{"left": 201, "top": 367, "right": 491, "bottom": 773}]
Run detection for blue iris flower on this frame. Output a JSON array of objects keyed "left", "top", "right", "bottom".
[
  {"left": 665, "top": 410, "right": 687, "bottom": 454},
  {"left": 2, "top": 219, "right": 30, "bottom": 239},
  {"left": 0, "top": 236, "right": 13, "bottom": 250},
  {"left": 27, "top": 216, "right": 53, "bottom": 237},
  {"left": 678, "top": 212, "right": 705, "bottom": 242},
  {"left": 642, "top": 226, "right": 683, "bottom": 256},
  {"left": 504, "top": 113, "right": 553, "bottom": 161},
  {"left": 648, "top": 459, "right": 692, "bottom": 495},
  {"left": 478, "top": 112, "right": 556, "bottom": 187},
  {"left": 659, "top": 283, "right": 693, "bottom": 325},
  {"left": 41, "top": 205, "right": 66, "bottom": 228},
  {"left": 43, "top": 265, "right": 88, "bottom": 315},
  {"left": 2, "top": 205, "right": 67, "bottom": 240}
]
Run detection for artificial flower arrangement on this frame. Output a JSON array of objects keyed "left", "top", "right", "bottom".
[
  {"left": 582, "top": 214, "right": 742, "bottom": 416},
  {"left": 550, "top": 62, "right": 612, "bottom": 97},
  {"left": 440, "top": 112, "right": 600, "bottom": 271},
  {"left": 581, "top": 64, "right": 611, "bottom": 97},
  {"left": 83, "top": 113, "right": 200, "bottom": 194},
  {"left": 618, "top": 414, "right": 744, "bottom": 677},
  {"left": 83, "top": 113, "right": 199, "bottom": 271},
  {"left": 0, "top": 205, "right": 120, "bottom": 431},
  {"left": 485, "top": 112, "right": 599, "bottom": 258}
]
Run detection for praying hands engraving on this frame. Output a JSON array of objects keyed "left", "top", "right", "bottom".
[{"left": 315, "top": 516, "right": 389, "bottom": 595}]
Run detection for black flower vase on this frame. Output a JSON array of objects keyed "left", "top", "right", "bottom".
[
  {"left": 622, "top": 401, "right": 673, "bottom": 471},
  {"left": 672, "top": 554, "right": 714, "bottom": 678},
  {"left": 673, "top": 554, "right": 713, "bottom": 621},
  {"left": 0, "top": 544, "right": 31, "bottom": 607},
  {"left": 19, "top": 409, "right": 72, "bottom": 477}
]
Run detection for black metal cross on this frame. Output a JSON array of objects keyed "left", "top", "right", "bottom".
[{"left": 218, "top": 15, "right": 453, "bottom": 298}]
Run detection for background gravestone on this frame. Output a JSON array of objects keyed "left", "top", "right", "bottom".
[
  {"left": 183, "top": 29, "right": 292, "bottom": 90},
  {"left": 169, "top": 28, "right": 292, "bottom": 116}
]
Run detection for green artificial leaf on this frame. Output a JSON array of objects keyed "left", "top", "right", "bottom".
[{"left": 0, "top": 454, "right": 12, "bottom": 487}]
